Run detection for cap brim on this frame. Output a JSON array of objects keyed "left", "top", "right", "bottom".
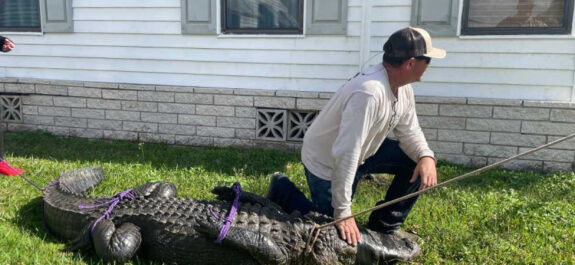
[{"left": 424, "top": 48, "right": 446, "bottom": 59}]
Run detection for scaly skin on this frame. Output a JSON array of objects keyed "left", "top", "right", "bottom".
[{"left": 43, "top": 167, "right": 420, "bottom": 264}]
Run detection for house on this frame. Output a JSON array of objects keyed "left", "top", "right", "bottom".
[{"left": 0, "top": 0, "right": 574, "bottom": 172}]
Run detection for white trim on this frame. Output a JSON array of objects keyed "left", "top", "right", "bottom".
[
  {"left": 456, "top": 0, "right": 464, "bottom": 36},
  {"left": 216, "top": 0, "right": 221, "bottom": 34},
  {"left": 358, "top": 0, "right": 372, "bottom": 71},
  {"left": 302, "top": 0, "right": 307, "bottom": 35},
  {"left": 459, "top": 35, "right": 575, "bottom": 40},
  {"left": 0, "top": 32, "right": 43, "bottom": 35},
  {"left": 571, "top": 56, "right": 575, "bottom": 101},
  {"left": 217, "top": 34, "right": 306, "bottom": 38}
]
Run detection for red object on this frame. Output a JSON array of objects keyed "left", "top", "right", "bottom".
[{"left": 0, "top": 160, "right": 23, "bottom": 176}]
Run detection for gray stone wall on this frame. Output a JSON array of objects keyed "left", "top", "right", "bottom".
[
  {"left": 1, "top": 78, "right": 574, "bottom": 172},
  {"left": 416, "top": 97, "right": 575, "bottom": 172}
]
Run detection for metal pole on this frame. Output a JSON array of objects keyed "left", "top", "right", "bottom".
[
  {"left": 0, "top": 106, "right": 4, "bottom": 157},
  {"left": 317, "top": 132, "right": 575, "bottom": 229}
]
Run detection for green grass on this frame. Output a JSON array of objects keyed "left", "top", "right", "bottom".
[{"left": 0, "top": 131, "right": 574, "bottom": 265}]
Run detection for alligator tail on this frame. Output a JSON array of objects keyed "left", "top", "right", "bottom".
[{"left": 58, "top": 167, "right": 106, "bottom": 195}]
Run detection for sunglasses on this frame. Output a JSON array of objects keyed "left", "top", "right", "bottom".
[{"left": 415, "top": 56, "right": 431, "bottom": 64}]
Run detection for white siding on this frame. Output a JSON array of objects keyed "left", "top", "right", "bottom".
[
  {"left": 0, "top": 0, "right": 574, "bottom": 101},
  {"left": 0, "top": 0, "right": 361, "bottom": 91},
  {"left": 366, "top": 0, "right": 575, "bottom": 101}
]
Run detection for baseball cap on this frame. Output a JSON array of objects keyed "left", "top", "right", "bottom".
[{"left": 383, "top": 27, "right": 446, "bottom": 59}]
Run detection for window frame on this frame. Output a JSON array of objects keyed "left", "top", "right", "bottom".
[
  {"left": 220, "top": 0, "right": 304, "bottom": 35},
  {"left": 461, "top": 0, "right": 574, "bottom": 35},
  {"left": 0, "top": 0, "right": 42, "bottom": 33}
]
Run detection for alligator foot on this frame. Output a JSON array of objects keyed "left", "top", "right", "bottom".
[
  {"left": 211, "top": 186, "right": 283, "bottom": 212},
  {"left": 92, "top": 220, "right": 142, "bottom": 263},
  {"left": 132, "top": 182, "right": 177, "bottom": 198}
]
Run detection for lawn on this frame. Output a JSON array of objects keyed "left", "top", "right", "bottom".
[{"left": 0, "top": 131, "right": 573, "bottom": 264}]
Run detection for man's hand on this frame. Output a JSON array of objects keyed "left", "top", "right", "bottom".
[
  {"left": 334, "top": 217, "right": 361, "bottom": 246},
  {"left": 2, "top": 39, "right": 15, "bottom": 53},
  {"left": 409, "top": 156, "right": 437, "bottom": 191}
]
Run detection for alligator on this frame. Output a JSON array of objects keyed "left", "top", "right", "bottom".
[{"left": 43, "top": 166, "right": 420, "bottom": 264}]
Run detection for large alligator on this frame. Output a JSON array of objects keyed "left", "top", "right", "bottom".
[{"left": 43, "top": 167, "right": 420, "bottom": 264}]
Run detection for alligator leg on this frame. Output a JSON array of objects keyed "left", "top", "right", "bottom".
[
  {"left": 132, "top": 182, "right": 177, "bottom": 198},
  {"left": 92, "top": 219, "right": 142, "bottom": 263},
  {"left": 211, "top": 186, "right": 283, "bottom": 212},
  {"left": 197, "top": 221, "right": 287, "bottom": 265}
]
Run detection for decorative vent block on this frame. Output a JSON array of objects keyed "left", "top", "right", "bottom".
[
  {"left": 1, "top": 96, "right": 22, "bottom": 122},
  {"left": 288, "top": 110, "right": 317, "bottom": 141},
  {"left": 256, "top": 109, "right": 287, "bottom": 141},
  {"left": 256, "top": 108, "right": 319, "bottom": 142}
]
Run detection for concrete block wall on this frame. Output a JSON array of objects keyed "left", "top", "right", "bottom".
[
  {"left": 416, "top": 97, "right": 575, "bottom": 172},
  {"left": 1, "top": 78, "right": 574, "bottom": 172},
  {"left": 0, "top": 78, "right": 324, "bottom": 152}
]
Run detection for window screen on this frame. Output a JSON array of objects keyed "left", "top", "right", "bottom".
[
  {"left": 462, "top": 0, "right": 573, "bottom": 35},
  {"left": 0, "top": 0, "right": 41, "bottom": 32},
  {"left": 222, "top": 0, "right": 303, "bottom": 34}
]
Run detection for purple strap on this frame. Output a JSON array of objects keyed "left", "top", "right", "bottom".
[
  {"left": 214, "top": 182, "right": 242, "bottom": 244},
  {"left": 78, "top": 189, "right": 135, "bottom": 234}
]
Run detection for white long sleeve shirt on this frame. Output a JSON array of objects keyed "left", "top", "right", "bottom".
[{"left": 301, "top": 63, "right": 434, "bottom": 219}]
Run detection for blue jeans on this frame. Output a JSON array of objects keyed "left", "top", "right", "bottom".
[{"left": 271, "top": 139, "right": 420, "bottom": 233}]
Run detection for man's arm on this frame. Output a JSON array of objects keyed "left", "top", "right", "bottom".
[
  {"left": 394, "top": 90, "right": 437, "bottom": 190},
  {"left": 331, "top": 91, "right": 378, "bottom": 245}
]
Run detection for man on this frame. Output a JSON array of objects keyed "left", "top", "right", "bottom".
[
  {"left": 1, "top": 36, "right": 15, "bottom": 53},
  {"left": 268, "top": 27, "right": 446, "bottom": 246}
]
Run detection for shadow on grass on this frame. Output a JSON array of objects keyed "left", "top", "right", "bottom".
[
  {"left": 6, "top": 131, "right": 556, "bottom": 197},
  {"left": 4, "top": 131, "right": 300, "bottom": 177},
  {"left": 67, "top": 252, "right": 160, "bottom": 265},
  {"left": 14, "top": 196, "right": 62, "bottom": 244},
  {"left": 15, "top": 197, "right": 106, "bottom": 265}
]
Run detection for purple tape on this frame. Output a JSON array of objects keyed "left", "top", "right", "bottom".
[
  {"left": 214, "top": 182, "right": 242, "bottom": 244},
  {"left": 79, "top": 189, "right": 134, "bottom": 234}
]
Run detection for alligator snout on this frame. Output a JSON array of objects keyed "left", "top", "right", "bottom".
[{"left": 354, "top": 228, "right": 420, "bottom": 264}]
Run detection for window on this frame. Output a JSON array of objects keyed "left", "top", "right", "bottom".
[
  {"left": 0, "top": 0, "right": 41, "bottom": 32},
  {"left": 221, "top": 0, "right": 304, "bottom": 34},
  {"left": 462, "top": 0, "right": 574, "bottom": 35}
]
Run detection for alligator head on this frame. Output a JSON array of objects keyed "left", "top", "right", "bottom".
[
  {"left": 355, "top": 227, "right": 420, "bottom": 264},
  {"left": 299, "top": 212, "right": 420, "bottom": 265}
]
